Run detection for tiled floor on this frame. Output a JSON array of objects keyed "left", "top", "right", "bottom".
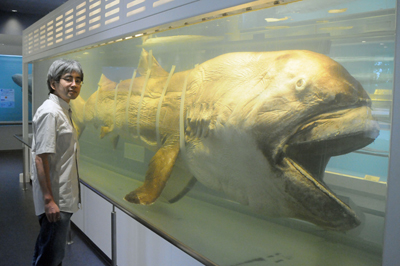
[{"left": 0, "top": 150, "right": 110, "bottom": 266}]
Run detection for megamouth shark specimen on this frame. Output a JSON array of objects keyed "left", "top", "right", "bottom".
[{"left": 71, "top": 49, "right": 379, "bottom": 231}]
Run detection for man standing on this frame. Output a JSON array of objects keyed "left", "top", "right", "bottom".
[{"left": 31, "top": 59, "right": 84, "bottom": 266}]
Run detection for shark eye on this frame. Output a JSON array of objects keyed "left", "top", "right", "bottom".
[{"left": 296, "top": 79, "right": 306, "bottom": 91}]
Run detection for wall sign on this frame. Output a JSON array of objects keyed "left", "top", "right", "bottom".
[{"left": 0, "top": 89, "right": 15, "bottom": 108}]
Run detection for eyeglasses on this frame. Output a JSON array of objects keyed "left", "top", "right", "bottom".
[{"left": 61, "top": 77, "right": 83, "bottom": 85}]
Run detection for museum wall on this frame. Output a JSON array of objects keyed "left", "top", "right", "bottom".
[{"left": 0, "top": 12, "right": 38, "bottom": 151}]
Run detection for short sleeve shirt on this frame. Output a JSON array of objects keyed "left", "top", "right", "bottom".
[{"left": 31, "top": 94, "right": 80, "bottom": 216}]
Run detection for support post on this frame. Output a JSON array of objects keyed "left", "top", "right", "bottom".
[
  {"left": 22, "top": 62, "right": 29, "bottom": 191},
  {"left": 111, "top": 205, "right": 117, "bottom": 266}
]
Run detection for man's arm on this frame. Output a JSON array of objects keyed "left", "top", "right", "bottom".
[{"left": 35, "top": 153, "right": 60, "bottom": 222}]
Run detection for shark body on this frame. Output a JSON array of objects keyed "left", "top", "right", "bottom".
[{"left": 71, "top": 49, "right": 379, "bottom": 231}]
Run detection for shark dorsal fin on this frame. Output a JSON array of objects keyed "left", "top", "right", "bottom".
[
  {"left": 98, "top": 74, "right": 117, "bottom": 91},
  {"left": 138, "top": 49, "right": 169, "bottom": 77}
]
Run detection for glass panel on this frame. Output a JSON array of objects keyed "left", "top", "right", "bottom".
[{"left": 33, "top": 0, "right": 395, "bottom": 264}]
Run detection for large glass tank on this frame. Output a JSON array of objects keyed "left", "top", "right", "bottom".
[{"left": 33, "top": 0, "right": 394, "bottom": 265}]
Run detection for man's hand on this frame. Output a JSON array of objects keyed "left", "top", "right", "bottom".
[{"left": 45, "top": 199, "right": 61, "bottom": 222}]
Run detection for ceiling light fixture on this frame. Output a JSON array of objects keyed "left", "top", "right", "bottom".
[
  {"left": 12, "top": 10, "right": 18, "bottom": 13},
  {"left": 265, "top": 16, "right": 290, "bottom": 22},
  {"left": 328, "top": 8, "right": 347, "bottom": 14}
]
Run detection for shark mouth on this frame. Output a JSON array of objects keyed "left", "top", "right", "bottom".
[
  {"left": 286, "top": 105, "right": 379, "bottom": 175},
  {"left": 279, "top": 106, "right": 379, "bottom": 230}
]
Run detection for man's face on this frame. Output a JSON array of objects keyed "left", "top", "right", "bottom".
[{"left": 51, "top": 71, "right": 82, "bottom": 103}]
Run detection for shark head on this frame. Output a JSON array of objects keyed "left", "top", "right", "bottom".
[
  {"left": 185, "top": 50, "right": 379, "bottom": 231},
  {"left": 249, "top": 50, "right": 379, "bottom": 230},
  {"left": 12, "top": 74, "right": 32, "bottom": 101}
]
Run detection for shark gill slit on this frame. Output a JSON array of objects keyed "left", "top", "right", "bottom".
[
  {"left": 180, "top": 64, "right": 199, "bottom": 155},
  {"left": 94, "top": 81, "right": 101, "bottom": 121},
  {"left": 180, "top": 68, "right": 192, "bottom": 158},
  {"left": 112, "top": 81, "right": 121, "bottom": 132},
  {"left": 137, "top": 50, "right": 153, "bottom": 141},
  {"left": 125, "top": 69, "right": 137, "bottom": 132},
  {"left": 156, "top": 65, "right": 176, "bottom": 148}
]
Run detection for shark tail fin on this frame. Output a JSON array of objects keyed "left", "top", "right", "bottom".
[{"left": 70, "top": 95, "right": 86, "bottom": 138}]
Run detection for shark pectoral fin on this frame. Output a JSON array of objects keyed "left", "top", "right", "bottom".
[
  {"left": 112, "top": 135, "right": 120, "bottom": 149},
  {"left": 100, "top": 126, "right": 113, "bottom": 139},
  {"left": 124, "top": 137, "right": 180, "bottom": 205},
  {"left": 159, "top": 157, "right": 197, "bottom": 204},
  {"left": 164, "top": 176, "right": 196, "bottom": 203}
]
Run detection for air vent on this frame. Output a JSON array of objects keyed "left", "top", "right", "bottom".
[{"left": 23, "top": 0, "right": 292, "bottom": 59}]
